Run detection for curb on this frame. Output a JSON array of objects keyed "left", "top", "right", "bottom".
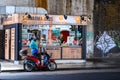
[{"left": 1, "top": 66, "right": 120, "bottom": 72}]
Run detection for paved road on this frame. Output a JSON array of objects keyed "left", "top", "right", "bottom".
[{"left": 0, "top": 69, "right": 120, "bottom": 80}]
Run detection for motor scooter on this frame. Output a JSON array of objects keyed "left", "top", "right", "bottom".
[{"left": 19, "top": 49, "right": 57, "bottom": 72}]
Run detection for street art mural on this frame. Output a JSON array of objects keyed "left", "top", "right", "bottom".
[
  {"left": 86, "top": 32, "right": 94, "bottom": 58},
  {"left": 95, "top": 31, "right": 116, "bottom": 57},
  {"left": 94, "top": 31, "right": 120, "bottom": 57}
]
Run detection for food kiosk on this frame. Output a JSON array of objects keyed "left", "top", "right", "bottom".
[{"left": 3, "top": 14, "right": 88, "bottom": 61}]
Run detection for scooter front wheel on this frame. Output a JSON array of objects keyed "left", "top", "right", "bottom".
[{"left": 47, "top": 62, "right": 57, "bottom": 71}]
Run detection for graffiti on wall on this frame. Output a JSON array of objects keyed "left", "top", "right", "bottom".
[
  {"left": 95, "top": 31, "right": 116, "bottom": 56},
  {"left": 86, "top": 32, "right": 94, "bottom": 58},
  {"left": 94, "top": 31, "right": 120, "bottom": 57}
]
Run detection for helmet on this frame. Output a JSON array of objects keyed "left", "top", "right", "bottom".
[{"left": 19, "top": 49, "right": 28, "bottom": 56}]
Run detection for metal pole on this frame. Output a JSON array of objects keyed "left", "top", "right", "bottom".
[
  {"left": 60, "top": 46, "right": 62, "bottom": 60},
  {"left": 82, "top": 25, "right": 86, "bottom": 59}
]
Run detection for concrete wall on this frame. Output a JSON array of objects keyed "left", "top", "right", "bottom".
[
  {"left": 47, "top": 0, "right": 90, "bottom": 15},
  {"left": 0, "top": 0, "right": 35, "bottom": 6},
  {"left": 0, "top": 6, "right": 47, "bottom": 14},
  {"left": 0, "top": 0, "right": 34, "bottom": 14},
  {"left": 71, "top": 0, "right": 87, "bottom": 15},
  {"left": 48, "top": 0, "right": 66, "bottom": 15},
  {"left": 86, "top": 0, "right": 94, "bottom": 58}
]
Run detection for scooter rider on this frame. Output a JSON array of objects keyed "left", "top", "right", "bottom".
[
  {"left": 29, "top": 38, "right": 39, "bottom": 57},
  {"left": 29, "top": 33, "right": 50, "bottom": 65}
]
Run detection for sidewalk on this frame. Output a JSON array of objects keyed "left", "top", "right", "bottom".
[{"left": 0, "top": 59, "right": 120, "bottom": 72}]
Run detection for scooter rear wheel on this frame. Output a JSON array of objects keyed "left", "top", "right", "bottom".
[
  {"left": 47, "top": 62, "right": 57, "bottom": 71},
  {"left": 24, "top": 61, "right": 35, "bottom": 72}
]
